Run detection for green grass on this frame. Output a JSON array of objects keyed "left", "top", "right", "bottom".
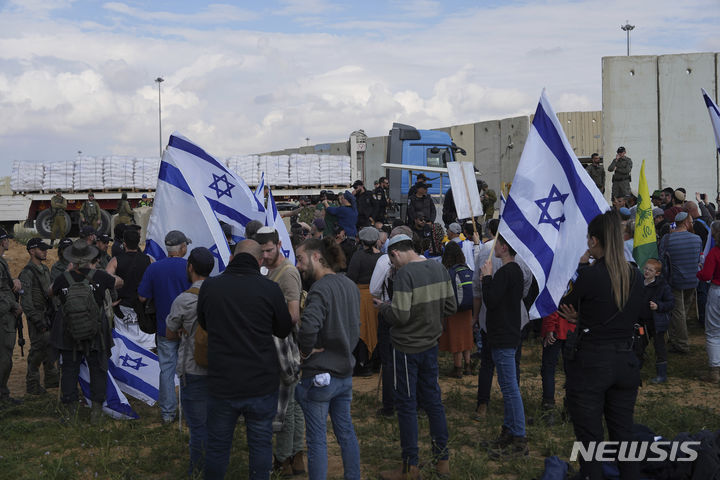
[{"left": 1, "top": 326, "right": 718, "bottom": 479}]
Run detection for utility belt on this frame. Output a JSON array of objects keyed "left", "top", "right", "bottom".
[{"left": 612, "top": 173, "right": 631, "bottom": 182}]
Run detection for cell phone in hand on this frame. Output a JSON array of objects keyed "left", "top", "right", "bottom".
[{"left": 701, "top": 194, "right": 707, "bottom": 200}]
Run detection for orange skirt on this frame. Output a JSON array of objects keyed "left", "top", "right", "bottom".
[
  {"left": 358, "top": 284, "right": 378, "bottom": 356},
  {"left": 439, "top": 310, "right": 473, "bottom": 353}
]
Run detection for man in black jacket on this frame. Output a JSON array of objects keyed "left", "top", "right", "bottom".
[
  {"left": 198, "top": 240, "right": 292, "bottom": 480},
  {"left": 353, "top": 180, "right": 375, "bottom": 230}
]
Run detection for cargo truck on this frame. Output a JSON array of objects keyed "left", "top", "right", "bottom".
[{"left": 0, "top": 122, "right": 470, "bottom": 237}]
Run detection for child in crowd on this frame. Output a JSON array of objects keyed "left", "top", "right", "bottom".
[
  {"left": 539, "top": 310, "right": 575, "bottom": 425},
  {"left": 640, "top": 258, "right": 674, "bottom": 384}
]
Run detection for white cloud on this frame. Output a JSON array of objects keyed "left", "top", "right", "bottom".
[
  {"left": 0, "top": 0, "right": 718, "bottom": 178},
  {"left": 102, "top": 2, "right": 259, "bottom": 24}
]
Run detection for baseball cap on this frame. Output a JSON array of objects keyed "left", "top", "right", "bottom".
[
  {"left": 97, "top": 233, "right": 111, "bottom": 243},
  {"left": 0, "top": 227, "right": 14, "bottom": 240},
  {"left": 416, "top": 173, "right": 427, "bottom": 180},
  {"left": 674, "top": 211, "right": 689, "bottom": 223},
  {"left": 448, "top": 223, "right": 462, "bottom": 234},
  {"left": 27, "top": 237, "right": 50, "bottom": 250},
  {"left": 387, "top": 234, "right": 412, "bottom": 249},
  {"left": 358, "top": 226, "right": 379, "bottom": 244},
  {"left": 618, "top": 207, "right": 631, "bottom": 219},
  {"left": 165, "top": 230, "right": 192, "bottom": 247},
  {"left": 57, "top": 237, "right": 73, "bottom": 250},
  {"left": 79, "top": 226, "right": 97, "bottom": 238}
]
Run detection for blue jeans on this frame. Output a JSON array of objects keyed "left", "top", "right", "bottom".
[
  {"left": 393, "top": 345, "right": 449, "bottom": 466},
  {"left": 156, "top": 335, "right": 179, "bottom": 421},
  {"left": 295, "top": 375, "right": 360, "bottom": 480},
  {"left": 477, "top": 331, "right": 522, "bottom": 406},
  {"left": 181, "top": 374, "right": 208, "bottom": 476},
  {"left": 492, "top": 348, "right": 526, "bottom": 437},
  {"left": 204, "top": 391, "right": 278, "bottom": 480}
]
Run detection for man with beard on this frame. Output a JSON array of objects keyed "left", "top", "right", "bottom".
[
  {"left": 19, "top": 238, "right": 57, "bottom": 395},
  {"left": 294, "top": 237, "right": 361, "bottom": 480},
  {"left": 255, "top": 227, "right": 306, "bottom": 476},
  {"left": 352, "top": 180, "right": 376, "bottom": 230}
]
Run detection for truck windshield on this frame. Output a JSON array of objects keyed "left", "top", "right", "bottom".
[{"left": 426, "top": 148, "right": 449, "bottom": 168}]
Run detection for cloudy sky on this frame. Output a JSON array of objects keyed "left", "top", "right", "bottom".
[{"left": 1, "top": 0, "right": 718, "bottom": 178}]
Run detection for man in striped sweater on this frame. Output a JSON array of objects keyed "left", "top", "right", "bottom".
[
  {"left": 376, "top": 234, "right": 457, "bottom": 480},
  {"left": 659, "top": 211, "right": 702, "bottom": 354}
]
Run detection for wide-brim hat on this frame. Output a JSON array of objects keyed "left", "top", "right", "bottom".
[{"left": 63, "top": 239, "right": 99, "bottom": 264}]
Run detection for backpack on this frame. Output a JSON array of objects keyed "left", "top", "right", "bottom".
[
  {"left": 449, "top": 264, "right": 474, "bottom": 312},
  {"left": 61, "top": 270, "right": 100, "bottom": 346},
  {"left": 185, "top": 287, "right": 209, "bottom": 368}
]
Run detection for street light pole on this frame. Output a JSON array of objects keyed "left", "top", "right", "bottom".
[
  {"left": 154, "top": 77, "right": 164, "bottom": 158},
  {"left": 620, "top": 21, "right": 635, "bottom": 56}
]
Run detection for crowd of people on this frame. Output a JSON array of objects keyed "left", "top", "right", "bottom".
[{"left": 0, "top": 163, "right": 719, "bottom": 480}]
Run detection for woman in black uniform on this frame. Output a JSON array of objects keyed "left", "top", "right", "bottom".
[{"left": 560, "top": 210, "right": 644, "bottom": 480}]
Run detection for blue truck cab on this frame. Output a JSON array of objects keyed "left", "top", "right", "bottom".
[{"left": 386, "top": 123, "right": 466, "bottom": 203}]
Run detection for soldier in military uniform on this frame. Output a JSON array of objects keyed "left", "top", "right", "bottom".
[
  {"left": 282, "top": 196, "right": 315, "bottom": 225},
  {"left": 116, "top": 192, "right": 134, "bottom": 225},
  {"left": 480, "top": 181, "right": 497, "bottom": 222},
  {"left": 19, "top": 237, "right": 57, "bottom": 395},
  {"left": 0, "top": 228, "right": 23, "bottom": 406},
  {"left": 50, "top": 238, "right": 73, "bottom": 282},
  {"left": 50, "top": 189, "right": 67, "bottom": 247},
  {"left": 586, "top": 153, "right": 605, "bottom": 194},
  {"left": 95, "top": 234, "right": 112, "bottom": 270},
  {"left": 373, "top": 176, "right": 391, "bottom": 224},
  {"left": 79, "top": 192, "right": 101, "bottom": 231},
  {"left": 608, "top": 146, "right": 633, "bottom": 199}
]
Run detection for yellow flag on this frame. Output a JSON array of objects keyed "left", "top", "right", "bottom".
[{"left": 632, "top": 159, "right": 658, "bottom": 268}]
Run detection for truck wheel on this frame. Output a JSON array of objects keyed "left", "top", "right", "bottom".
[
  {"left": 98, "top": 209, "right": 112, "bottom": 235},
  {"left": 35, "top": 210, "right": 71, "bottom": 238}
]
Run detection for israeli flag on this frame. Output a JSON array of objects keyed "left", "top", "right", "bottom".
[
  {"left": 145, "top": 132, "right": 267, "bottom": 274},
  {"left": 255, "top": 172, "right": 266, "bottom": 206},
  {"left": 499, "top": 190, "right": 507, "bottom": 217},
  {"left": 79, "top": 359, "right": 139, "bottom": 420},
  {"left": 265, "top": 185, "right": 296, "bottom": 263},
  {"left": 702, "top": 88, "right": 720, "bottom": 154},
  {"left": 498, "top": 90, "right": 609, "bottom": 318},
  {"left": 108, "top": 329, "right": 161, "bottom": 406}
]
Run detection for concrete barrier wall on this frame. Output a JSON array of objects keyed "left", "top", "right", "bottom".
[{"left": 603, "top": 52, "right": 720, "bottom": 196}]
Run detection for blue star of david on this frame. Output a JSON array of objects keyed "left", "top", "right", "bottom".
[
  {"left": 209, "top": 244, "right": 223, "bottom": 263},
  {"left": 281, "top": 246, "right": 291, "bottom": 258},
  {"left": 119, "top": 354, "right": 147, "bottom": 371},
  {"left": 209, "top": 174, "right": 235, "bottom": 199},
  {"left": 535, "top": 184, "right": 569, "bottom": 231}
]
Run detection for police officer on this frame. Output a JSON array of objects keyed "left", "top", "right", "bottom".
[
  {"left": 373, "top": 176, "right": 391, "bottom": 224},
  {"left": 559, "top": 211, "right": 644, "bottom": 479},
  {"left": 50, "top": 238, "right": 73, "bottom": 282},
  {"left": 608, "top": 146, "right": 632, "bottom": 199},
  {"left": 353, "top": 180, "right": 375, "bottom": 229},
  {"left": 80, "top": 192, "right": 101, "bottom": 231},
  {"left": 116, "top": 192, "right": 134, "bottom": 225},
  {"left": 0, "top": 228, "right": 23, "bottom": 406},
  {"left": 138, "top": 193, "right": 151, "bottom": 207},
  {"left": 96, "top": 234, "right": 112, "bottom": 270},
  {"left": 585, "top": 153, "right": 605, "bottom": 194},
  {"left": 19, "top": 237, "right": 57, "bottom": 395},
  {"left": 50, "top": 189, "right": 67, "bottom": 247}
]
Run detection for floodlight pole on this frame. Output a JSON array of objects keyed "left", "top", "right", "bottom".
[
  {"left": 620, "top": 21, "right": 635, "bottom": 56},
  {"left": 155, "top": 77, "right": 164, "bottom": 158}
]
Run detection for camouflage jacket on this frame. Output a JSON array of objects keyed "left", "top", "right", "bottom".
[
  {"left": 608, "top": 156, "right": 632, "bottom": 183},
  {"left": 19, "top": 261, "right": 51, "bottom": 329},
  {"left": 50, "top": 258, "right": 70, "bottom": 283},
  {"left": 0, "top": 257, "right": 19, "bottom": 318},
  {"left": 80, "top": 200, "right": 100, "bottom": 221},
  {"left": 50, "top": 194, "right": 67, "bottom": 217},
  {"left": 586, "top": 164, "right": 605, "bottom": 190}
]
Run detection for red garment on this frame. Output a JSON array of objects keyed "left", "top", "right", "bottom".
[
  {"left": 541, "top": 311, "right": 577, "bottom": 340},
  {"left": 698, "top": 246, "right": 720, "bottom": 286},
  {"left": 664, "top": 205, "right": 684, "bottom": 222}
]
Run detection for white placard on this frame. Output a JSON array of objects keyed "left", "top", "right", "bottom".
[{"left": 447, "top": 161, "right": 483, "bottom": 220}]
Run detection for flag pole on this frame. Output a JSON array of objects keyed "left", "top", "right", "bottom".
[
  {"left": 485, "top": 183, "right": 508, "bottom": 263},
  {"left": 459, "top": 163, "right": 478, "bottom": 235}
]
